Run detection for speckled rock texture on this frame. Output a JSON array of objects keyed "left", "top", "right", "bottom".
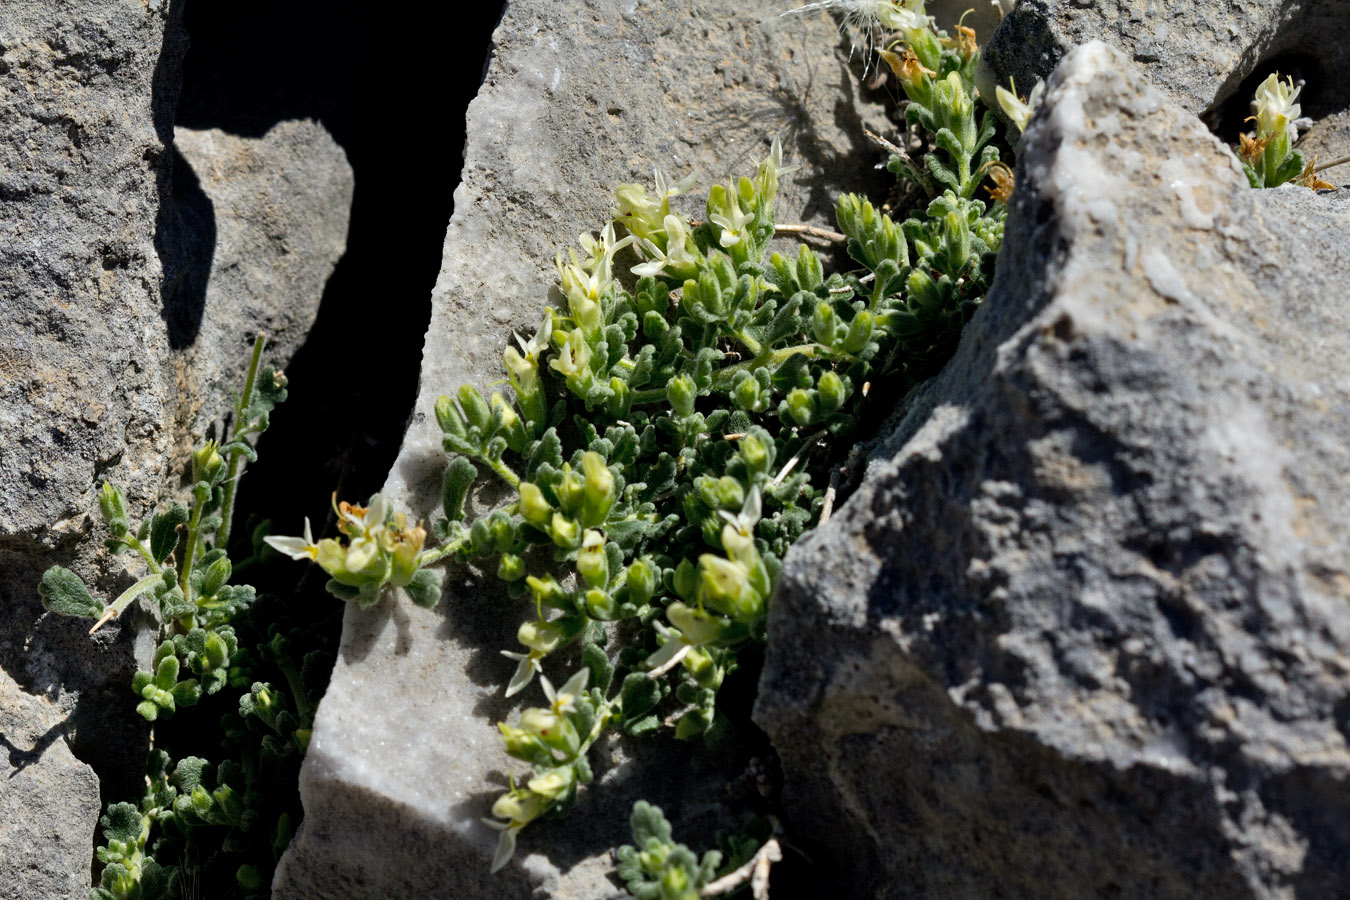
[
  {"left": 981, "top": 0, "right": 1350, "bottom": 174},
  {"left": 0, "top": 1, "right": 349, "bottom": 885},
  {"left": 755, "top": 41, "right": 1350, "bottom": 900},
  {"left": 272, "top": 1, "right": 891, "bottom": 897},
  {"left": 0, "top": 667, "right": 101, "bottom": 900}
]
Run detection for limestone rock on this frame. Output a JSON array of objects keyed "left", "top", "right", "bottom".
[
  {"left": 273, "top": 1, "right": 890, "bottom": 897},
  {"left": 172, "top": 119, "right": 353, "bottom": 447},
  {"left": 0, "top": 668, "right": 102, "bottom": 900},
  {"left": 755, "top": 41, "right": 1350, "bottom": 899},
  {"left": 0, "top": 0, "right": 349, "bottom": 857},
  {"left": 981, "top": 0, "right": 1350, "bottom": 118}
]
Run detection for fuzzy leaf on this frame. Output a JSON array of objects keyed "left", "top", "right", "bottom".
[
  {"left": 37, "top": 566, "right": 103, "bottom": 618},
  {"left": 150, "top": 504, "right": 189, "bottom": 564}
]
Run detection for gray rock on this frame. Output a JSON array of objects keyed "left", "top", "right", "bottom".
[
  {"left": 0, "top": 667, "right": 102, "bottom": 900},
  {"left": 273, "top": 0, "right": 891, "bottom": 896},
  {"left": 0, "top": 0, "right": 348, "bottom": 864},
  {"left": 981, "top": 0, "right": 1350, "bottom": 119},
  {"left": 756, "top": 41, "right": 1350, "bottom": 900},
  {"left": 173, "top": 119, "right": 353, "bottom": 441}
]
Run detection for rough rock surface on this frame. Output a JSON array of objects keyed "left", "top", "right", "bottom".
[
  {"left": 0, "top": 667, "right": 102, "bottom": 900},
  {"left": 172, "top": 119, "right": 353, "bottom": 452},
  {"left": 273, "top": 1, "right": 891, "bottom": 897},
  {"left": 756, "top": 41, "right": 1350, "bottom": 900},
  {"left": 0, "top": 0, "right": 350, "bottom": 882},
  {"left": 981, "top": 0, "right": 1350, "bottom": 119}
]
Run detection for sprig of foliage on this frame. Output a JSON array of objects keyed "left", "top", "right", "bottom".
[
  {"left": 264, "top": 1, "right": 1017, "bottom": 886},
  {"left": 39, "top": 336, "right": 319, "bottom": 899}
]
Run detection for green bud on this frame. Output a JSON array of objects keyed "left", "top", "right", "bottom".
[
  {"left": 490, "top": 393, "right": 527, "bottom": 453},
  {"left": 517, "top": 619, "right": 568, "bottom": 655},
  {"left": 457, "top": 384, "right": 492, "bottom": 431},
  {"left": 672, "top": 557, "right": 699, "bottom": 600},
  {"left": 739, "top": 430, "right": 774, "bottom": 475},
  {"left": 98, "top": 483, "right": 128, "bottom": 536},
  {"left": 667, "top": 601, "right": 729, "bottom": 645},
  {"left": 817, "top": 371, "right": 848, "bottom": 413},
  {"left": 583, "top": 588, "right": 618, "bottom": 620},
  {"left": 518, "top": 482, "right": 553, "bottom": 526},
  {"left": 626, "top": 558, "right": 657, "bottom": 605},
  {"left": 192, "top": 441, "right": 225, "bottom": 485},
  {"left": 434, "top": 394, "right": 466, "bottom": 438},
  {"left": 812, "top": 302, "right": 837, "bottom": 345},
  {"left": 554, "top": 464, "right": 585, "bottom": 516},
  {"left": 667, "top": 374, "right": 696, "bottom": 419},
  {"left": 683, "top": 647, "right": 722, "bottom": 689},
  {"left": 201, "top": 556, "right": 231, "bottom": 596},
  {"left": 697, "top": 553, "right": 763, "bottom": 621},
  {"left": 785, "top": 387, "right": 816, "bottom": 426},
  {"left": 731, "top": 372, "right": 761, "bottom": 412},
  {"left": 497, "top": 553, "right": 526, "bottom": 582},
  {"left": 442, "top": 457, "right": 477, "bottom": 522},
  {"left": 577, "top": 530, "right": 609, "bottom": 588},
  {"left": 526, "top": 766, "right": 576, "bottom": 800},
  {"left": 498, "top": 722, "right": 550, "bottom": 762},
  {"left": 491, "top": 787, "right": 548, "bottom": 827},
  {"left": 675, "top": 707, "right": 712, "bottom": 741},
  {"left": 549, "top": 512, "right": 581, "bottom": 550},
  {"left": 842, "top": 310, "right": 874, "bottom": 354},
  {"left": 525, "top": 575, "right": 571, "bottom": 609},
  {"left": 580, "top": 451, "right": 615, "bottom": 527}
]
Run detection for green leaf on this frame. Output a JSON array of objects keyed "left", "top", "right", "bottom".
[
  {"left": 150, "top": 504, "right": 189, "bottom": 564},
  {"left": 37, "top": 566, "right": 103, "bottom": 618},
  {"left": 619, "top": 672, "right": 661, "bottom": 723},
  {"left": 580, "top": 643, "right": 614, "bottom": 694},
  {"left": 100, "top": 802, "right": 143, "bottom": 844},
  {"left": 405, "top": 568, "right": 443, "bottom": 608}
]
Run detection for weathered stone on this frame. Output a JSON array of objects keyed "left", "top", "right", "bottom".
[
  {"left": 0, "top": 667, "right": 102, "bottom": 900},
  {"left": 172, "top": 119, "right": 353, "bottom": 446},
  {"left": 981, "top": 0, "right": 1350, "bottom": 120},
  {"left": 0, "top": 0, "right": 349, "bottom": 867},
  {"left": 273, "top": 1, "right": 891, "bottom": 896},
  {"left": 756, "top": 41, "right": 1350, "bottom": 900}
]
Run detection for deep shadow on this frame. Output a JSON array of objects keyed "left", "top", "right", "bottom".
[
  {"left": 157, "top": 144, "right": 215, "bottom": 348},
  {"left": 175, "top": 0, "right": 506, "bottom": 554}
]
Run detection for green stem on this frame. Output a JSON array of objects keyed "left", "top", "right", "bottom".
[
  {"left": 711, "top": 343, "right": 824, "bottom": 390},
  {"left": 88, "top": 573, "right": 163, "bottom": 634},
  {"left": 217, "top": 333, "right": 267, "bottom": 550},
  {"left": 179, "top": 483, "right": 208, "bottom": 605},
  {"left": 124, "top": 535, "right": 165, "bottom": 577},
  {"left": 278, "top": 659, "right": 315, "bottom": 726},
  {"left": 487, "top": 457, "right": 522, "bottom": 490},
  {"left": 415, "top": 533, "right": 474, "bottom": 568}
]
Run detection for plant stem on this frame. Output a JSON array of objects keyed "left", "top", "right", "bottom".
[
  {"left": 179, "top": 482, "right": 208, "bottom": 606},
  {"left": 217, "top": 333, "right": 267, "bottom": 550},
  {"left": 415, "top": 533, "right": 475, "bottom": 568},
  {"left": 711, "top": 343, "right": 824, "bottom": 390},
  {"left": 88, "top": 573, "right": 163, "bottom": 634}
]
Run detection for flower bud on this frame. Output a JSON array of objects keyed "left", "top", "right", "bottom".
[
  {"left": 672, "top": 557, "right": 699, "bottom": 600},
  {"left": 579, "top": 452, "right": 615, "bottom": 527},
  {"left": 518, "top": 482, "right": 553, "bottom": 526},
  {"left": 667, "top": 375, "right": 696, "bottom": 419},
  {"left": 491, "top": 788, "right": 549, "bottom": 827},
  {"left": 667, "top": 601, "right": 729, "bottom": 646},
  {"left": 731, "top": 372, "right": 761, "bottom": 412},
  {"left": 517, "top": 619, "right": 567, "bottom": 655},
  {"left": 498, "top": 722, "right": 549, "bottom": 762},
  {"left": 504, "top": 346, "right": 539, "bottom": 400},
  {"left": 785, "top": 388, "right": 816, "bottom": 426},
  {"left": 549, "top": 512, "right": 581, "bottom": 550},
  {"left": 626, "top": 558, "right": 657, "bottom": 605},
  {"left": 457, "top": 384, "right": 492, "bottom": 431},
  {"left": 583, "top": 588, "right": 618, "bottom": 620},
  {"left": 98, "top": 482, "right": 129, "bottom": 536},
  {"left": 192, "top": 441, "right": 225, "bottom": 485},
  {"left": 524, "top": 576, "right": 571, "bottom": 610},
  {"left": 576, "top": 529, "right": 608, "bottom": 588},
  {"left": 434, "top": 394, "right": 466, "bottom": 438},
  {"left": 811, "top": 301, "right": 837, "bottom": 345},
  {"left": 842, "top": 310, "right": 874, "bottom": 354},
  {"left": 697, "top": 554, "right": 762, "bottom": 621},
  {"left": 201, "top": 556, "right": 232, "bottom": 596},
  {"left": 738, "top": 430, "right": 773, "bottom": 474},
  {"left": 497, "top": 553, "right": 526, "bottom": 582},
  {"left": 554, "top": 464, "right": 584, "bottom": 516},
  {"left": 817, "top": 371, "right": 848, "bottom": 413},
  {"left": 526, "top": 767, "right": 575, "bottom": 800}
]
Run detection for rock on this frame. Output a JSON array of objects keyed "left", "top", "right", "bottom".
[
  {"left": 981, "top": 0, "right": 1350, "bottom": 118},
  {"left": 0, "top": 667, "right": 102, "bottom": 900},
  {"left": 273, "top": 1, "right": 891, "bottom": 896},
  {"left": 0, "top": 0, "right": 349, "bottom": 853},
  {"left": 755, "top": 41, "right": 1350, "bottom": 899},
  {"left": 172, "top": 119, "right": 353, "bottom": 445}
]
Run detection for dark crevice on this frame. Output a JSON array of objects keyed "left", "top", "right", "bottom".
[{"left": 173, "top": 0, "right": 505, "bottom": 550}]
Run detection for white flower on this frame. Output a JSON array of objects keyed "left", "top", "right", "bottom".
[
  {"left": 540, "top": 668, "right": 589, "bottom": 717},
  {"left": 782, "top": 2, "right": 928, "bottom": 55},
  {"left": 264, "top": 517, "right": 318, "bottom": 560},
  {"left": 709, "top": 190, "right": 756, "bottom": 248},
  {"left": 996, "top": 79, "right": 1045, "bottom": 133},
  {"left": 1253, "top": 72, "right": 1302, "bottom": 143},
  {"left": 501, "top": 650, "right": 542, "bottom": 697}
]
